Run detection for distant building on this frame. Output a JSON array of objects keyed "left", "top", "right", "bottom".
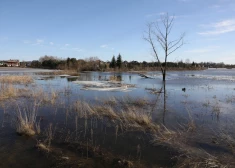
[{"left": 5, "top": 60, "right": 20, "bottom": 67}]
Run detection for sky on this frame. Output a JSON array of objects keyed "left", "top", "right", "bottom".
[{"left": 0, "top": 0, "right": 235, "bottom": 64}]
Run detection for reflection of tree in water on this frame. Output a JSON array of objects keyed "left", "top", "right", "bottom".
[
  {"left": 163, "top": 81, "right": 166, "bottom": 125},
  {"left": 67, "top": 77, "right": 79, "bottom": 82},
  {"left": 79, "top": 73, "right": 93, "bottom": 81},
  {"left": 151, "top": 82, "right": 167, "bottom": 125},
  {"left": 40, "top": 76, "right": 56, "bottom": 80},
  {"left": 129, "top": 75, "right": 132, "bottom": 83},
  {"left": 116, "top": 75, "right": 122, "bottom": 81}
]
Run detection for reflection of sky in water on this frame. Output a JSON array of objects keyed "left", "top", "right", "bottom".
[
  {"left": 1, "top": 69, "right": 235, "bottom": 128},
  {"left": 70, "top": 70, "right": 235, "bottom": 128}
]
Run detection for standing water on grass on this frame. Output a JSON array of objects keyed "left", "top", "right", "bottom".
[{"left": 1, "top": 68, "right": 235, "bottom": 167}]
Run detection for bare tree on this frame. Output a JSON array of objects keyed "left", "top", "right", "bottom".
[{"left": 144, "top": 13, "right": 185, "bottom": 81}]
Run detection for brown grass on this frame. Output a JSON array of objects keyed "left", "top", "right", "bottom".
[
  {"left": 0, "top": 84, "right": 18, "bottom": 100},
  {"left": 74, "top": 97, "right": 159, "bottom": 133},
  {"left": 28, "top": 88, "right": 59, "bottom": 105},
  {"left": 0, "top": 75, "right": 33, "bottom": 84},
  {"left": 14, "top": 100, "right": 41, "bottom": 136},
  {"left": 36, "top": 142, "right": 50, "bottom": 152},
  {"left": 177, "top": 154, "right": 230, "bottom": 168},
  {"left": 36, "top": 70, "right": 79, "bottom": 76},
  {"left": 109, "top": 75, "right": 122, "bottom": 81},
  {"left": 0, "top": 83, "right": 32, "bottom": 101}
]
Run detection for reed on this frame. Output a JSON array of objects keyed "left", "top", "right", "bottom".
[
  {"left": 36, "top": 70, "right": 79, "bottom": 76},
  {"left": 0, "top": 84, "right": 18, "bottom": 100},
  {"left": 36, "top": 140, "right": 50, "bottom": 152},
  {"left": 73, "top": 97, "right": 159, "bottom": 133},
  {"left": 14, "top": 99, "right": 41, "bottom": 136},
  {"left": 109, "top": 75, "right": 122, "bottom": 81},
  {"left": 0, "top": 75, "right": 33, "bottom": 84}
]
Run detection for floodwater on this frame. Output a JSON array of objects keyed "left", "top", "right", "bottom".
[{"left": 1, "top": 68, "right": 235, "bottom": 167}]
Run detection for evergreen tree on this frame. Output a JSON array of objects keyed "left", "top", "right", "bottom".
[
  {"left": 67, "top": 57, "right": 71, "bottom": 69},
  {"left": 109, "top": 55, "right": 116, "bottom": 68},
  {"left": 116, "top": 53, "right": 122, "bottom": 69}
]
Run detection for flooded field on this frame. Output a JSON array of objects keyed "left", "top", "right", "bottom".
[{"left": 1, "top": 68, "right": 235, "bottom": 167}]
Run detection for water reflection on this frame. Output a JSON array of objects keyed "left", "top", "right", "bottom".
[
  {"left": 38, "top": 76, "right": 56, "bottom": 80},
  {"left": 163, "top": 82, "right": 166, "bottom": 125},
  {"left": 66, "top": 77, "right": 79, "bottom": 82}
]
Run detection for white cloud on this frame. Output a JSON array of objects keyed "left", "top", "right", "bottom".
[
  {"left": 214, "top": 20, "right": 235, "bottom": 28},
  {"left": 49, "top": 42, "right": 54, "bottom": 45},
  {"left": 198, "top": 19, "right": 235, "bottom": 35},
  {"left": 100, "top": 44, "right": 108, "bottom": 48},
  {"left": 65, "top": 44, "right": 70, "bottom": 46}
]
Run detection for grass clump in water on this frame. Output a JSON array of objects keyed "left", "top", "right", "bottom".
[
  {"left": 14, "top": 100, "right": 41, "bottom": 136},
  {"left": 0, "top": 75, "right": 33, "bottom": 84},
  {"left": 0, "top": 84, "right": 18, "bottom": 100},
  {"left": 36, "top": 70, "right": 80, "bottom": 76}
]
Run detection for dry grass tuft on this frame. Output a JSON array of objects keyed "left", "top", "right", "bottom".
[
  {"left": 122, "top": 96, "right": 149, "bottom": 107},
  {"left": 14, "top": 100, "right": 41, "bottom": 136},
  {"left": 36, "top": 142, "right": 50, "bottom": 152},
  {"left": 0, "top": 84, "right": 18, "bottom": 100},
  {"left": 103, "top": 96, "right": 117, "bottom": 106},
  {"left": 109, "top": 75, "right": 122, "bottom": 81},
  {"left": 0, "top": 83, "right": 32, "bottom": 101},
  {"left": 28, "top": 88, "right": 59, "bottom": 105},
  {"left": 121, "top": 107, "right": 158, "bottom": 131},
  {"left": 74, "top": 97, "right": 159, "bottom": 133},
  {"left": 96, "top": 105, "right": 120, "bottom": 120}
]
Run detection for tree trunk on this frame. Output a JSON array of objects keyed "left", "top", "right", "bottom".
[
  {"left": 163, "top": 81, "right": 166, "bottom": 124},
  {"left": 162, "top": 72, "right": 166, "bottom": 81}
]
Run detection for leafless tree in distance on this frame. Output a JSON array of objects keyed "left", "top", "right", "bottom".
[{"left": 144, "top": 13, "right": 185, "bottom": 81}]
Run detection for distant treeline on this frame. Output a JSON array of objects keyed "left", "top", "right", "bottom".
[{"left": 27, "top": 55, "right": 232, "bottom": 71}]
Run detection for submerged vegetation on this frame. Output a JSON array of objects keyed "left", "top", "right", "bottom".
[
  {"left": 14, "top": 100, "right": 41, "bottom": 136},
  {"left": 0, "top": 84, "right": 18, "bottom": 100},
  {"left": 1, "top": 70, "right": 235, "bottom": 167}
]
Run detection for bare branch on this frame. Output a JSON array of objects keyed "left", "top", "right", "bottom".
[
  {"left": 168, "top": 39, "right": 184, "bottom": 56},
  {"left": 144, "top": 13, "right": 185, "bottom": 81},
  {"left": 144, "top": 24, "right": 164, "bottom": 74},
  {"left": 168, "top": 33, "right": 185, "bottom": 51}
]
